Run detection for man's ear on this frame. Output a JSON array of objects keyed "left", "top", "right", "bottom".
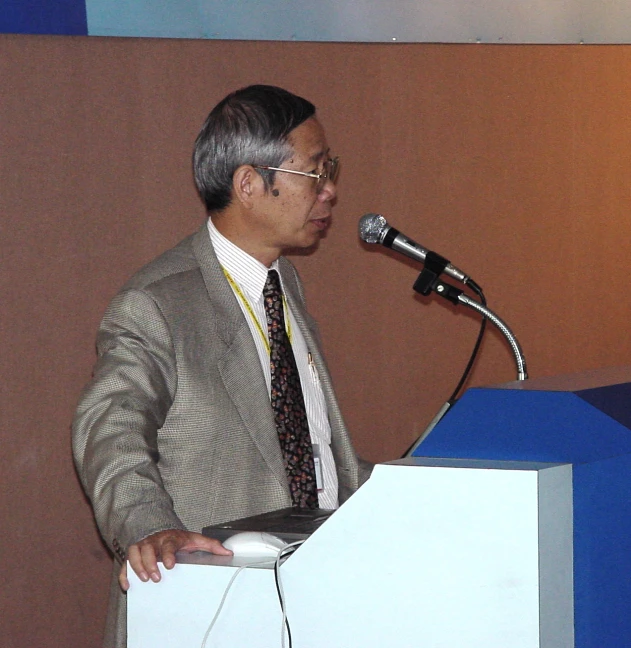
[{"left": 232, "top": 165, "right": 264, "bottom": 209}]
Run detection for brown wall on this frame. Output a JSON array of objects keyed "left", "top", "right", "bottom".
[{"left": 3, "top": 34, "right": 631, "bottom": 646}]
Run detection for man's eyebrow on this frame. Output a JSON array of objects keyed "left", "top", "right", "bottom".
[{"left": 309, "top": 147, "right": 330, "bottom": 163}]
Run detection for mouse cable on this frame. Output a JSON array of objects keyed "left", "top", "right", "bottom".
[
  {"left": 200, "top": 557, "right": 275, "bottom": 648},
  {"left": 274, "top": 541, "right": 305, "bottom": 648}
]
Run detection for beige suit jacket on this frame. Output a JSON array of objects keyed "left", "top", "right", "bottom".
[{"left": 72, "top": 223, "right": 370, "bottom": 647}]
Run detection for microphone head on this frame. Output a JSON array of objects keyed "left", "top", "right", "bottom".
[{"left": 358, "top": 213, "right": 388, "bottom": 244}]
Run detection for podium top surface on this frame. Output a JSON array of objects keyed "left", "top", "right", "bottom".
[
  {"left": 387, "top": 456, "right": 568, "bottom": 471},
  {"left": 492, "top": 365, "right": 631, "bottom": 393},
  {"left": 414, "top": 365, "right": 631, "bottom": 463}
]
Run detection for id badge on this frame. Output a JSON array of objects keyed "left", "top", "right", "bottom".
[{"left": 313, "top": 443, "right": 324, "bottom": 491}]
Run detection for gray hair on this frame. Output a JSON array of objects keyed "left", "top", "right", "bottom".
[{"left": 193, "top": 85, "right": 316, "bottom": 213}]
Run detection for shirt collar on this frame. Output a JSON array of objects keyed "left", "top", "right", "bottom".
[{"left": 207, "top": 218, "right": 280, "bottom": 301}]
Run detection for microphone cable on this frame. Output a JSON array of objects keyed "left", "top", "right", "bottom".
[{"left": 448, "top": 281, "right": 487, "bottom": 403}]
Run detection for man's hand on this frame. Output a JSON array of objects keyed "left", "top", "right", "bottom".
[{"left": 119, "top": 529, "right": 232, "bottom": 591}]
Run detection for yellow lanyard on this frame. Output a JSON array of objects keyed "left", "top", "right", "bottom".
[{"left": 222, "top": 267, "right": 292, "bottom": 356}]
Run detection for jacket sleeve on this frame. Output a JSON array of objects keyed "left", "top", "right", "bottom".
[{"left": 72, "top": 288, "right": 186, "bottom": 560}]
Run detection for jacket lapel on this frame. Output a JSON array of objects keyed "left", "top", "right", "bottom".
[{"left": 191, "top": 225, "right": 288, "bottom": 492}]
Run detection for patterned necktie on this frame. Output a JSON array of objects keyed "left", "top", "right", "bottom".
[{"left": 263, "top": 270, "right": 318, "bottom": 509}]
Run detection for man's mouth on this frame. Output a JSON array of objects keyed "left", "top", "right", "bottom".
[{"left": 310, "top": 217, "right": 330, "bottom": 231}]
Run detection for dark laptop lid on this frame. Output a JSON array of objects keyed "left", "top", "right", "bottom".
[{"left": 202, "top": 507, "right": 335, "bottom": 544}]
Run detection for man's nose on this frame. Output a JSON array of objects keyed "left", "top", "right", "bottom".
[{"left": 319, "top": 176, "right": 337, "bottom": 201}]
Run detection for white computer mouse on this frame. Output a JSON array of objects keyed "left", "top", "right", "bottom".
[{"left": 222, "top": 531, "right": 288, "bottom": 558}]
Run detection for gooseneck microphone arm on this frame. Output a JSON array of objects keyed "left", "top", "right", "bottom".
[
  {"left": 415, "top": 274, "right": 528, "bottom": 382},
  {"left": 454, "top": 289, "right": 528, "bottom": 381},
  {"left": 404, "top": 281, "right": 527, "bottom": 456}
]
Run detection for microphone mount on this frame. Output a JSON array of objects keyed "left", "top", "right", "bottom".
[{"left": 412, "top": 251, "right": 453, "bottom": 297}]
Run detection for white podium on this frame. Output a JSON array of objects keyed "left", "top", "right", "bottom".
[{"left": 128, "top": 457, "right": 573, "bottom": 648}]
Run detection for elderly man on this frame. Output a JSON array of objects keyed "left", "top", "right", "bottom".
[{"left": 72, "top": 84, "right": 371, "bottom": 647}]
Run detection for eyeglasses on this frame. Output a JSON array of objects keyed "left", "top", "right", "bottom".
[{"left": 254, "top": 156, "right": 339, "bottom": 194}]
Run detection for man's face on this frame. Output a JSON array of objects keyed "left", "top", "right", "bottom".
[{"left": 254, "top": 117, "right": 337, "bottom": 259}]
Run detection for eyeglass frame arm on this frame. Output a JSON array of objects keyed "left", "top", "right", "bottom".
[
  {"left": 253, "top": 156, "right": 339, "bottom": 183},
  {"left": 253, "top": 165, "right": 322, "bottom": 180}
]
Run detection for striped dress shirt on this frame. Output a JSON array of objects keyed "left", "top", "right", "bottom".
[{"left": 207, "top": 218, "right": 339, "bottom": 508}]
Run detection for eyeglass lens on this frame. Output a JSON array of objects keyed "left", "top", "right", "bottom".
[{"left": 317, "top": 158, "right": 339, "bottom": 192}]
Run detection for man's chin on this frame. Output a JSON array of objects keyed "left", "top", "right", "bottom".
[{"left": 284, "top": 234, "right": 325, "bottom": 258}]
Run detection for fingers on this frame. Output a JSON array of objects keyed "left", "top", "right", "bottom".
[
  {"left": 125, "top": 531, "right": 175, "bottom": 584},
  {"left": 139, "top": 541, "right": 163, "bottom": 581},
  {"left": 157, "top": 534, "right": 180, "bottom": 570},
  {"left": 126, "top": 541, "right": 158, "bottom": 584},
  {"left": 119, "top": 562, "right": 130, "bottom": 592},
  {"left": 206, "top": 537, "right": 233, "bottom": 556},
  {"left": 178, "top": 532, "right": 233, "bottom": 557},
  {"left": 122, "top": 529, "right": 234, "bottom": 591}
]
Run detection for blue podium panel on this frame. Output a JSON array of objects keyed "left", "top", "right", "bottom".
[{"left": 413, "top": 366, "right": 631, "bottom": 648}]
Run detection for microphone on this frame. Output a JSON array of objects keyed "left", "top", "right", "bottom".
[{"left": 358, "top": 213, "right": 472, "bottom": 286}]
